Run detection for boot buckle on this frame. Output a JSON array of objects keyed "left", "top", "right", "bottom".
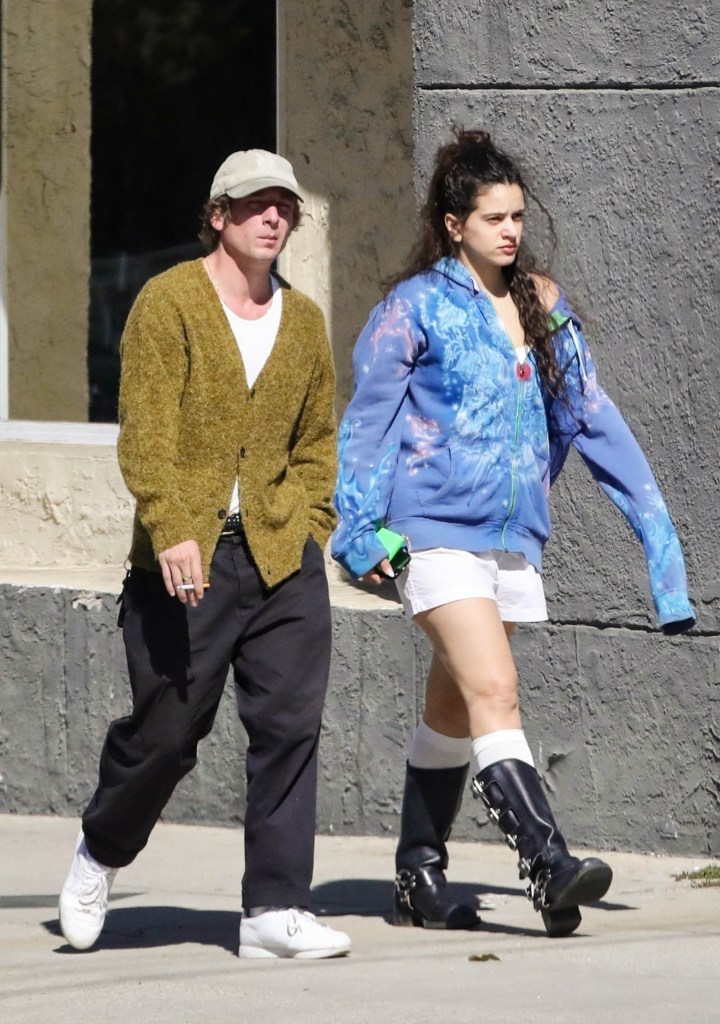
[
  {"left": 471, "top": 777, "right": 498, "bottom": 822},
  {"left": 505, "top": 834, "right": 534, "bottom": 881},
  {"left": 471, "top": 776, "right": 485, "bottom": 801},
  {"left": 395, "top": 869, "right": 416, "bottom": 908},
  {"left": 527, "top": 868, "right": 550, "bottom": 910},
  {"left": 518, "top": 856, "right": 532, "bottom": 880}
]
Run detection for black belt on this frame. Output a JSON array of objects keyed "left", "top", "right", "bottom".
[{"left": 219, "top": 513, "right": 244, "bottom": 537}]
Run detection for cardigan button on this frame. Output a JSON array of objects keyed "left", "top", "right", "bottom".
[
  {"left": 217, "top": 508, "right": 227, "bottom": 520},
  {"left": 239, "top": 447, "right": 246, "bottom": 458}
]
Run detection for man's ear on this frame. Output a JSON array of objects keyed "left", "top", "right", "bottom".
[{"left": 210, "top": 211, "right": 226, "bottom": 232}]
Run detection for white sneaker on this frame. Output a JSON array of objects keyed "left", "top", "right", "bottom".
[
  {"left": 238, "top": 908, "right": 351, "bottom": 960},
  {"left": 59, "top": 832, "right": 118, "bottom": 950}
]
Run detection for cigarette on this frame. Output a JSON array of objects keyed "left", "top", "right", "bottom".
[{"left": 177, "top": 583, "right": 195, "bottom": 591}]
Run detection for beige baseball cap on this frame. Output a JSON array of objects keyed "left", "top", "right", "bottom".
[{"left": 209, "top": 149, "right": 304, "bottom": 202}]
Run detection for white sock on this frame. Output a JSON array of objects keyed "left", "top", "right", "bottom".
[
  {"left": 408, "top": 720, "right": 472, "bottom": 769},
  {"left": 471, "top": 729, "right": 535, "bottom": 773},
  {"left": 80, "top": 838, "right": 112, "bottom": 873}
]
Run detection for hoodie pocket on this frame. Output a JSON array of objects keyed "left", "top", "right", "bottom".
[{"left": 418, "top": 442, "right": 504, "bottom": 510}]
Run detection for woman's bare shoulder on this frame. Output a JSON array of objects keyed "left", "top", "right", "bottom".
[{"left": 531, "top": 273, "right": 561, "bottom": 312}]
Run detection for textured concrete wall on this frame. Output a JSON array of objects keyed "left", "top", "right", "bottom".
[
  {"left": 279, "top": 0, "right": 415, "bottom": 409},
  {"left": 0, "top": 585, "right": 717, "bottom": 855},
  {"left": 3, "top": 0, "right": 91, "bottom": 420},
  {"left": 415, "top": 0, "right": 718, "bottom": 86}
]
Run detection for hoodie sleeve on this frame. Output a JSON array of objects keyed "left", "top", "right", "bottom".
[
  {"left": 549, "top": 316, "right": 695, "bottom": 634},
  {"left": 331, "top": 291, "right": 423, "bottom": 577}
]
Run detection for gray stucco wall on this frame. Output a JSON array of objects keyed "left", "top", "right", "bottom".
[
  {"left": 413, "top": 0, "right": 720, "bottom": 636},
  {"left": 1, "top": 583, "right": 717, "bottom": 856},
  {"left": 414, "top": 1, "right": 718, "bottom": 87},
  {"left": 403, "top": 0, "right": 720, "bottom": 854}
]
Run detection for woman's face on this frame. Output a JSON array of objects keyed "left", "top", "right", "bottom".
[{"left": 445, "top": 182, "right": 525, "bottom": 275}]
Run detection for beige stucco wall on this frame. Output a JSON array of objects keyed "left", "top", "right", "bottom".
[
  {"left": 0, "top": 433, "right": 390, "bottom": 606},
  {"left": 278, "top": 0, "right": 415, "bottom": 410},
  {"left": 0, "top": 3, "right": 413, "bottom": 604},
  {"left": 3, "top": 0, "right": 91, "bottom": 420},
  {"left": 0, "top": 438, "right": 133, "bottom": 584}
]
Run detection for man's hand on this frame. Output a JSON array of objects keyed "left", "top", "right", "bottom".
[
  {"left": 158, "top": 540, "right": 204, "bottom": 606},
  {"left": 359, "top": 558, "right": 395, "bottom": 585}
]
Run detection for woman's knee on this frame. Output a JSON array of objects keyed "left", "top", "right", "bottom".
[{"left": 465, "top": 670, "right": 519, "bottom": 717}]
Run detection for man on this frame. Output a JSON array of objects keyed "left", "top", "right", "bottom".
[{"left": 59, "top": 150, "right": 350, "bottom": 960}]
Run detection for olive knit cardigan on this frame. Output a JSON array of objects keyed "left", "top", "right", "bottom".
[{"left": 118, "top": 259, "right": 337, "bottom": 588}]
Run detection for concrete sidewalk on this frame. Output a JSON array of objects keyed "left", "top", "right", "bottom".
[{"left": 1, "top": 815, "right": 718, "bottom": 1023}]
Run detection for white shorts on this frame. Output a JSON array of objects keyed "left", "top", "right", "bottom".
[{"left": 395, "top": 546, "right": 548, "bottom": 623}]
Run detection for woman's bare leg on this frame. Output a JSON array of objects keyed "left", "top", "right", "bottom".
[
  {"left": 413, "top": 599, "right": 611, "bottom": 936},
  {"left": 416, "top": 598, "right": 520, "bottom": 738}
]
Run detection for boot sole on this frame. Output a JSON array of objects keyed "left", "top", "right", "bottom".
[
  {"left": 393, "top": 901, "right": 479, "bottom": 930},
  {"left": 548, "top": 862, "right": 613, "bottom": 911},
  {"left": 541, "top": 905, "right": 583, "bottom": 938},
  {"left": 393, "top": 912, "right": 478, "bottom": 930}
]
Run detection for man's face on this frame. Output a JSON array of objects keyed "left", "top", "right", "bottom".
[{"left": 213, "top": 187, "right": 298, "bottom": 265}]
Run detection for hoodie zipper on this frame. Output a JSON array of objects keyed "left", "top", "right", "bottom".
[
  {"left": 477, "top": 288, "right": 528, "bottom": 551},
  {"left": 501, "top": 372, "right": 525, "bottom": 549}
]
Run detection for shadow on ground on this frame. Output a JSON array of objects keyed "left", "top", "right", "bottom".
[
  {"left": 43, "top": 906, "right": 239, "bottom": 955},
  {"left": 311, "top": 878, "right": 634, "bottom": 938},
  {"left": 310, "top": 878, "right": 523, "bottom": 917},
  {"left": 38, "top": 878, "right": 633, "bottom": 952}
]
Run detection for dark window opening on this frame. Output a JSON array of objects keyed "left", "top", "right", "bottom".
[{"left": 89, "top": 0, "right": 276, "bottom": 422}]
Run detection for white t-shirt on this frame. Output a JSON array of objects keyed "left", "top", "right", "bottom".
[
  {"left": 222, "top": 276, "right": 282, "bottom": 387},
  {"left": 223, "top": 278, "right": 283, "bottom": 516}
]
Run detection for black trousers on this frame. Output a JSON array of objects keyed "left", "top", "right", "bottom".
[{"left": 82, "top": 535, "right": 331, "bottom": 909}]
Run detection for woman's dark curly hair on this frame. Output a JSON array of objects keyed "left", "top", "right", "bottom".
[{"left": 389, "top": 128, "right": 565, "bottom": 396}]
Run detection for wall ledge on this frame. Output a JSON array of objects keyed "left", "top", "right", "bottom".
[{"left": 0, "top": 422, "right": 118, "bottom": 445}]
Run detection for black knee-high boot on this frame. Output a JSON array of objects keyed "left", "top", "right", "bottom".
[
  {"left": 394, "top": 763, "right": 479, "bottom": 929},
  {"left": 472, "top": 758, "right": 612, "bottom": 937}
]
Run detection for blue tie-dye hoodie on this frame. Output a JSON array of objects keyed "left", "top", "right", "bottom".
[{"left": 331, "top": 257, "right": 694, "bottom": 633}]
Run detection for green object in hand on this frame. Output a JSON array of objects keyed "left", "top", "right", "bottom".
[
  {"left": 375, "top": 526, "right": 406, "bottom": 560},
  {"left": 375, "top": 525, "right": 412, "bottom": 575}
]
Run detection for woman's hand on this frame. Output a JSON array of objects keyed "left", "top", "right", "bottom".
[{"left": 359, "top": 558, "right": 395, "bottom": 585}]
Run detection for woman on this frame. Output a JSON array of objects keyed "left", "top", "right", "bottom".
[{"left": 331, "top": 129, "right": 695, "bottom": 938}]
